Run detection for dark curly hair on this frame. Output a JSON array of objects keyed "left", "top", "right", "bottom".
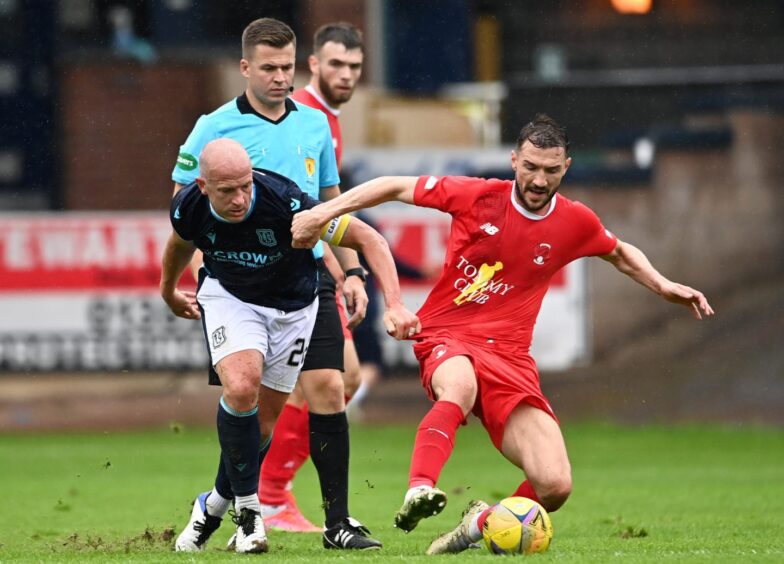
[{"left": 516, "top": 114, "right": 570, "bottom": 154}]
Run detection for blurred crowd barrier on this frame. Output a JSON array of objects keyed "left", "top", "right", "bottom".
[
  {"left": 0, "top": 151, "right": 588, "bottom": 372},
  {"left": 2, "top": 109, "right": 783, "bottom": 375}
]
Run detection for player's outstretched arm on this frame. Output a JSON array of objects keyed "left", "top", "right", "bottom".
[
  {"left": 160, "top": 231, "right": 201, "bottom": 320},
  {"left": 601, "top": 240, "right": 715, "bottom": 320},
  {"left": 319, "top": 184, "right": 369, "bottom": 328},
  {"left": 331, "top": 216, "right": 421, "bottom": 340},
  {"left": 292, "top": 176, "right": 418, "bottom": 249}
]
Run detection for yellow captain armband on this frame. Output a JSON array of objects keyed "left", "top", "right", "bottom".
[{"left": 320, "top": 214, "right": 352, "bottom": 245}]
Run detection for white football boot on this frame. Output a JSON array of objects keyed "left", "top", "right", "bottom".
[
  {"left": 231, "top": 507, "right": 268, "bottom": 553},
  {"left": 393, "top": 485, "right": 448, "bottom": 532},
  {"left": 426, "top": 499, "right": 489, "bottom": 555},
  {"left": 174, "top": 491, "right": 222, "bottom": 552}
]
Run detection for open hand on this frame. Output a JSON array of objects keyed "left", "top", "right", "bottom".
[{"left": 661, "top": 282, "right": 714, "bottom": 320}]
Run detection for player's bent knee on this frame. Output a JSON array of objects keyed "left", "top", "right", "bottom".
[
  {"left": 434, "top": 377, "right": 477, "bottom": 412},
  {"left": 301, "top": 370, "right": 345, "bottom": 412},
  {"left": 431, "top": 361, "right": 478, "bottom": 410},
  {"left": 222, "top": 381, "right": 259, "bottom": 412},
  {"left": 431, "top": 354, "right": 475, "bottom": 386},
  {"left": 537, "top": 475, "right": 572, "bottom": 512}
]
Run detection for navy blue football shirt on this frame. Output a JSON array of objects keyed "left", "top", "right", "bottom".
[{"left": 171, "top": 169, "right": 322, "bottom": 311}]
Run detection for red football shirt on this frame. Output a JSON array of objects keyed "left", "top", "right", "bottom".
[
  {"left": 413, "top": 175, "right": 618, "bottom": 350},
  {"left": 291, "top": 85, "right": 343, "bottom": 168}
]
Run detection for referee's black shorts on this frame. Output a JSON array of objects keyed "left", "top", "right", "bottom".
[{"left": 301, "top": 259, "right": 345, "bottom": 373}]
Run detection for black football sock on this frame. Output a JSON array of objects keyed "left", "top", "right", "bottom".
[
  {"left": 214, "top": 427, "right": 273, "bottom": 499},
  {"left": 216, "top": 397, "right": 261, "bottom": 498},
  {"left": 213, "top": 455, "right": 234, "bottom": 501},
  {"left": 258, "top": 432, "right": 273, "bottom": 466},
  {"left": 309, "top": 411, "right": 350, "bottom": 528}
]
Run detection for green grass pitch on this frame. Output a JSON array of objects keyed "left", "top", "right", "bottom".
[{"left": 0, "top": 421, "right": 782, "bottom": 562}]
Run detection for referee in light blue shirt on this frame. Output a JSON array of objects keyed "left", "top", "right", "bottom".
[
  {"left": 173, "top": 94, "right": 338, "bottom": 264},
  {"left": 170, "top": 17, "right": 380, "bottom": 552}
]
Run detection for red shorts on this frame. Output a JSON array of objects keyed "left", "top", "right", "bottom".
[
  {"left": 335, "top": 292, "right": 353, "bottom": 340},
  {"left": 413, "top": 333, "right": 558, "bottom": 451}
]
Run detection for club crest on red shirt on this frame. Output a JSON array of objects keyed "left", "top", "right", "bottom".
[{"left": 533, "top": 243, "right": 552, "bottom": 265}]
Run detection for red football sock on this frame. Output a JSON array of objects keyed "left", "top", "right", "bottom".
[
  {"left": 259, "top": 403, "right": 310, "bottom": 505},
  {"left": 512, "top": 480, "right": 542, "bottom": 505},
  {"left": 408, "top": 400, "right": 465, "bottom": 488}
]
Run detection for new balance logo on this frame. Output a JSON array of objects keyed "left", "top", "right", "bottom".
[
  {"left": 173, "top": 206, "right": 181, "bottom": 219},
  {"left": 480, "top": 222, "right": 499, "bottom": 235},
  {"left": 206, "top": 232, "right": 216, "bottom": 244}
]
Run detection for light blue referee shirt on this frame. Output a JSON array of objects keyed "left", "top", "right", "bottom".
[{"left": 172, "top": 94, "right": 340, "bottom": 258}]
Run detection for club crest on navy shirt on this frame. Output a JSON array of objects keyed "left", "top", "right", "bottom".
[{"left": 256, "top": 229, "right": 277, "bottom": 247}]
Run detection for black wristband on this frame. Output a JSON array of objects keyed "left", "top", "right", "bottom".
[{"left": 344, "top": 267, "right": 367, "bottom": 283}]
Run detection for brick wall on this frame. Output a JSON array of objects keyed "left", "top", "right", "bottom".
[
  {"left": 60, "top": 60, "right": 220, "bottom": 210},
  {"left": 58, "top": 63, "right": 784, "bottom": 358},
  {"left": 567, "top": 111, "right": 784, "bottom": 356}
]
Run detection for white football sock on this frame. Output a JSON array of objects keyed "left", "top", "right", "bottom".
[
  {"left": 235, "top": 493, "right": 262, "bottom": 513},
  {"left": 205, "top": 488, "right": 231, "bottom": 517},
  {"left": 467, "top": 513, "right": 483, "bottom": 542}
]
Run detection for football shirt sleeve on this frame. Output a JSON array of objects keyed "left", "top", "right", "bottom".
[
  {"left": 283, "top": 173, "right": 322, "bottom": 213},
  {"left": 299, "top": 190, "right": 323, "bottom": 211},
  {"left": 413, "top": 175, "right": 474, "bottom": 215},
  {"left": 574, "top": 203, "right": 618, "bottom": 257},
  {"left": 171, "top": 115, "right": 218, "bottom": 186},
  {"left": 170, "top": 189, "right": 193, "bottom": 241},
  {"left": 317, "top": 120, "right": 340, "bottom": 188}
]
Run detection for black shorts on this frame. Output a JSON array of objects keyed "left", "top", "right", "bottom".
[{"left": 301, "top": 260, "right": 345, "bottom": 373}]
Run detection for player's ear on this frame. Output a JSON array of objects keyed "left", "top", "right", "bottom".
[
  {"left": 196, "top": 177, "right": 207, "bottom": 194},
  {"left": 308, "top": 54, "right": 319, "bottom": 74},
  {"left": 239, "top": 58, "right": 250, "bottom": 79},
  {"left": 510, "top": 150, "right": 518, "bottom": 171},
  {"left": 564, "top": 156, "right": 572, "bottom": 173}
]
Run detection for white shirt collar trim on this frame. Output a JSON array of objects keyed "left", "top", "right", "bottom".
[
  {"left": 510, "top": 181, "right": 557, "bottom": 220},
  {"left": 305, "top": 84, "right": 341, "bottom": 117}
]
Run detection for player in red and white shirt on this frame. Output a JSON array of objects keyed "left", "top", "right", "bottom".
[
  {"left": 258, "top": 23, "right": 365, "bottom": 533},
  {"left": 290, "top": 114, "right": 714, "bottom": 554},
  {"left": 292, "top": 86, "right": 344, "bottom": 167}
]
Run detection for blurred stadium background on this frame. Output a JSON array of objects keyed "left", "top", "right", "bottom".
[{"left": 0, "top": 0, "right": 782, "bottom": 432}]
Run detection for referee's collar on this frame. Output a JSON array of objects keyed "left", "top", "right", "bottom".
[{"left": 236, "top": 94, "right": 298, "bottom": 124}]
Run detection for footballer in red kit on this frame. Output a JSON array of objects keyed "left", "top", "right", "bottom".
[
  {"left": 411, "top": 174, "right": 617, "bottom": 446},
  {"left": 292, "top": 85, "right": 343, "bottom": 166},
  {"left": 290, "top": 114, "right": 714, "bottom": 555},
  {"left": 412, "top": 174, "right": 616, "bottom": 346}
]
